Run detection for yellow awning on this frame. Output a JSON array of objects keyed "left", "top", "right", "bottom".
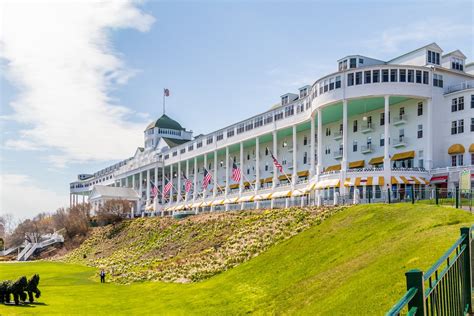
[
  {"left": 291, "top": 189, "right": 307, "bottom": 197},
  {"left": 224, "top": 197, "right": 238, "bottom": 204},
  {"left": 237, "top": 195, "right": 254, "bottom": 202},
  {"left": 253, "top": 193, "right": 272, "bottom": 201},
  {"left": 264, "top": 177, "right": 273, "bottom": 183},
  {"left": 448, "top": 144, "right": 465, "bottom": 154},
  {"left": 369, "top": 156, "right": 384, "bottom": 165},
  {"left": 272, "top": 190, "right": 292, "bottom": 198},
  {"left": 315, "top": 179, "right": 340, "bottom": 189},
  {"left": 348, "top": 160, "right": 365, "bottom": 169},
  {"left": 470, "top": 144, "right": 474, "bottom": 153},
  {"left": 278, "top": 174, "right": 291, "bottom": 181},
  {"left": 297, "top": 170, "right": 309, "bottom": 177},
  {"left": 325, "top": 164, "right": 341, "bottom": 172},
  {"left": 211, "top": 199, "right": 224, "bottom": 206},
  {"left": 391, "top": 150, "right": 415, "bottom": 161},
  {"left": 243, "top": 181, "right": 250, "bottom": 187},
  {"left": 191, "top": 202, "right": 203, "bottom": 208},
  {"left": 305, "top": 182, "right": 317, "bottom": 192},
  {"left": 229, "top": 183, "right": 239, "bottom": 189}
]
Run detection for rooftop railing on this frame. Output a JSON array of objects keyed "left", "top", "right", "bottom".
[{"left": 444, "top": 80, "right": 474, "bottom": 94}]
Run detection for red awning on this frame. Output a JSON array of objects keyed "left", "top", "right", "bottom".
[{"left": 430, "top": 175, "right": 448, "bottom": 184}]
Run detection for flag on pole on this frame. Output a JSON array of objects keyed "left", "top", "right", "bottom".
[
  {"left": 183, "top": 173, "right": 193, "bottom": 193},
  {"left": 163, "top": 180, "right": 172, "bottom": 196},
  {"left": 150, "top": 180, "right": 159, "bottom": 198},
  {"left": 271, "top": 152, "right": 283, "bottom": 173},
  {"left": 202, "top": 168, "right": 212, "bottom": 189},
  {"left": 231, "top": 160, "right": 241, "bottom": 182},
  {"left": 164, "top": 88, "right": 170, "bottom": 97}
]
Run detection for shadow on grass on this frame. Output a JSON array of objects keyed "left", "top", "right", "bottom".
[{"left": 2, "top": 301, "right": 48, "bottom": 308}]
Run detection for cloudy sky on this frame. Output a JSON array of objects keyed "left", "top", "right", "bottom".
[{"left": 0, "top": 0, "right": 473, "bottom": 220}]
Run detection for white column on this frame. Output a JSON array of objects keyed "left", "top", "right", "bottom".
[
  {"left": 70, "top": 194, "right": 72, "bottom": 208},
  {"left": 225, "top": 147, "right": 229, "bottom": 197},
  {"left": 310, "top": 114, "right": 316, "bottom": 177},
  {"left": 383, "top": 95, "right": 391, "bottom": 190},
  {"left": 213, "top": 151, "right": 218, "bottom": 198},
  {"left": 342, "top": 99, "right": 348, "bottom": 171},
  {"left": 425, "top": 98, "right": 433, "bottom": 170},
  {"left": 169, "top": 164, "right": 174, "bottom": 205},
  {"left": 272, "top": 130, "right": 278, "bottom": 189},
  {"left": 161, "top": 165, "right": 165, "bottom": 206},
  {"left": 292, "top": 125, "right": 297, "bottom": 187},
  {"left": 185, "top": 160, "right": 189, "bottom": 203},
  {"left": 193, "top": 157, "right": 198, "bottom": 202},
  {"left": 154, "top": 167, "right": 158, "bottom": 188},
  {"left": 239, "top": 142, "right": 244, "bottom": 196},
  {"left": 317, "top": 108, "right": 323, "bottom": 176},
  {"left": 255, "top": 137, "right": 260, "bottom": 194},
  {"left": 138, "top": 171, "right": 143, "bottom": 212},
  {"left": 146, "top": 169, "right": 151, "bottom": 205},
  {"left": 125, "top": 176, "right": 129, "bottom": 188},
  {"left": 132, "top": 174, "right": 136, "bottom": 190},
  {"left": 177, "top": 162, "right": 181, "bottom": 204}
]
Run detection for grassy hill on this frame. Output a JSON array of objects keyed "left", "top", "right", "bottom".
[{"left": 0, "top": 204, "right": 472, "bottom": 315}]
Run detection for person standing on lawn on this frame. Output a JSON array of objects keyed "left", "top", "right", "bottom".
[{"left": 100, "top": 269, "right": 106, "bottom": 283}]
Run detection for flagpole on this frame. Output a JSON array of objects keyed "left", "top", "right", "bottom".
[
  {"left": 270, "top": 150, "right": 292, "bottom": 185},
  {"left": 162, "top": 90, "right": 165, "bottom": 115},
  {"left": 230, "top": 157, "right": 255, "bottom": 191}
]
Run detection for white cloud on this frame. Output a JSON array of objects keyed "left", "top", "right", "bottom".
[
  {"left": 365, "top": 19, "right": 473, "bottom": 54},
  {"left": 0, "top": 0, "right": 155, "bottom": 164},
  {"left": 0, "top": 174, "right": 67, "bottom": 220}
]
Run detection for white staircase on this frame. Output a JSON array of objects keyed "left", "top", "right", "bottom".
[
  {"left": 17, "top": 232, "right": 64, "bottom": 261},
  {"left": 0, "top": 246, "right": 20, "bottom": 256}
]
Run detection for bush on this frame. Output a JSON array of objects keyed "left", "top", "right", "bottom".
[{"left": 95, "top": 200, "right": 131, "bottom": 226}]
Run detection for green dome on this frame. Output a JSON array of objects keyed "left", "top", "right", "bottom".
[{"left": 145, "top": 114, "right": 184, "bottom": 131}]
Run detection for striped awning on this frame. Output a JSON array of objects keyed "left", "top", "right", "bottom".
[
  {"left": 211, "top": 199, "right": 225, "bottom": 206},
  {"left": 291, "top": 189, "right": 307, "bottom": 197},
  {"left": 224, "top": 197, "right": 239, "bottom": 204},
  {"left": 297, "top": 170, "right": 309, "bottom": 177},
  {"left": 237, "top": 195, "right": 254, "bottom": 202},
  {"left": 253, "top": 193, "right": 272, "bottom": 201},
  {"left": 369, "top": 156, "right": 384, "bottom": 165},
  {"left": 272, "top": 190, "right": 292, "bottom": 198},
  {"left": 325, "top": 164, "right": 341, "bottom": 172},
  {"left": 391, "top": 151, "right": 415, "bottom": 161},
  {"left": 315, "top": 178, "right": 340, "bottom": 189},
  {"left": 448, "top": 144, "right": 465, "bottom": 154},
  {"left": 430, "top": 175, "right": 448, "bottom": 184},
  {"left": 264, "top": 177, "right": 273, "bottom": 183},
  {"left": 344, "top": 176, "right": 385, "bottom": 186},
  {"left": 348, "top": 160, "right": 365, "bottom": 169},
  {"left": 175, "top": 204, "right": 185, "bottom": 211},
  {"left": 191, "top": 202, "right": 203, "bottom": 208},
  {"left": 202, "top": 201, "right": 213, "bottom": 207},
  {"left": 305, "top": 181, "right": 317, "bottom": 192},
  {"left": 229, "top": 183, "right": 239, "bottom": 189},
  {"left": 391, "top": 176, "right": 430, "bottom": 185}
]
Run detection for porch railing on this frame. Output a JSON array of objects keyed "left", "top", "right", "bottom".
[{"left": 387, "top": 226, "right": 472, "bottom": 315}]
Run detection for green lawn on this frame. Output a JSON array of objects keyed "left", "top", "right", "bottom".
[{"left": 0, "top": 204, "right": 472, "bottom": 315}]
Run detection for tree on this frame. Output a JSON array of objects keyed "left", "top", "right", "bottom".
[{"left": 96, "top": 199, "right": 131, "bottom": 226}]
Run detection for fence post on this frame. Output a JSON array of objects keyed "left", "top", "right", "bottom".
[
  {"left": 435, "top": 187, "right": 439, "bottom": 205},
  {"left": 405, "top": 269, "right": 425, "bottom": 315},
  {"left": 460, "top": 227, "right": 472, "bottom": 313},
  {"left": 387, "top": 188, "right": 391, "bottom": 204},
  {"left": 455, "top": 186, "right": 459, "bottom": 209},
  {"left": 411, "top": 186, "right": 415, "bottom": 204}
]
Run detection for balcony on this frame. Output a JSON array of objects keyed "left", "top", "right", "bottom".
[
  {"left": 444, "top": 80, "right": 474, "bottom": 94},
  {"left": 334, "top": 131, "right": 343, "bottom": 141},
  {"left": 393, "top": 137, "right": 408, "bottom": 148},
  {"left": 361, "top": 122, "right": 374, "bottom": 134},
  {"left": 393, "top": 114, "right": 407, "bottom": 126},
  {"left": 333, "top": 150, "right": 343, "bottom": 159},
  {"left": 361, "top": 144, "right": 374, "bottom": 154}
]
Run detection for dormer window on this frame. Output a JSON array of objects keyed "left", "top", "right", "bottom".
[
  {"left": 451, "top": 57, "right": 464, "bottom": 71},
  {"left": 338, "top": 60, "right": 348, "bottom": 71},
  {"left": 427, "top": 50, "right": 440, "bottom": 65},
  {"left": 349, "top": 58, "right": 357, "bottom": 69},
  {"left": 281, "top": 95, "right": 289, "bottom": 105},
  {"left": 299, "top": 88, "right": 307, "bottom": 98}
]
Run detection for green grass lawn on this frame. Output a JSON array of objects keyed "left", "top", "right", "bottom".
[{"left": 0, "top": 204, "right": 472, "bottom": 315}]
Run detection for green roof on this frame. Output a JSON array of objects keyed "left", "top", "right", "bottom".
[
  {"left": 162, "top": 138, "right": 190, "bottom": 148},
  {"left": 145, "top": 114, "right": 184, "bottom": 131}
]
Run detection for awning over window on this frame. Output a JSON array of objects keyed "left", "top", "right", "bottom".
[
  {"left": 237, "top": 195, "right": 254, "bottom": 202},
  {"left": 344, "top": 176, "right": 384, "bottom": 186},
  {"left": 191, "top": 202, "right": 203, "bottom": 208},
  {"left": 272, "top": 190, "right": 292, "bottom": 199},
  {"left": 430, "top": 175, "right": 448, "bottom": 184},
  {"left": 469, "top": 144, "right": 474, "bottom": 153},
  {"left": 297, "top": 170, "right": 309, "bottom": 177},
  {"left": 391, "top": 176, "right": 429, "bottom": 185},
  {"left": 369, "top": 156, "right": 384, "bottom": 165},
  {"left": 278, "top": 174, "right": 292, "bottom": 181},
  {"left": 448, "top": 144, "right": 465, "bottom": 154},
  {"left": 325, "top": 164, "right": 341, "bottom": 172},
  {"left": 291, "top": 189, "right": 307, "bottom": 197},
  {"left": 391, "top": 150, "right": 415, "bottom": 161},
  {"left": 229, "top": 183, "right": 239, "bottom": 189},
  {"left": 264, "top": 177, "right": 273, "bottom": 183},
  {"left": 348, "top": 160, "right": 365, "bottom": 169},
  {"left": 253, "top": 193, "right": 272, "bottom": 201},
  {"left": 211, "top": 199, "right": 225, "bottom": 206},
  {"left": 224, "top": 197, "right": 239, "bottom": 204},
  {"left": 315, "top": 178, "right": 340, "bottom": 189}
]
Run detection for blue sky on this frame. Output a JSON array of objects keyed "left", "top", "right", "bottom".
[{"left": 1, "top": 0, "right": 473, "bottom": 219}]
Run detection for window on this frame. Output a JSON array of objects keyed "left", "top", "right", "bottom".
[
  {"left": 451, "top": 121, "right": 458, "bottom": 135},
  {"left": 380, "top": 112, "right": 385, "bottom": 126},
  {"left": 459, "top": 96, "right": 464, "bottom": 111},
  {"left": 216, "top": 133, "right": 224, "bottom": 141},
  {"left": 197, "top": 141, "right": 203, "bottom": 148},
  {"left": 452, "top": 57, "right": 464, "bottom": 71},
  {"left": 471, "top": 153, "right": 474, "bottom": 166},
  {"left": 350, "top": 58, "right": 357, "bottom": 68},
  {"left": 347, "top": 73, "right": 354, "bottom": 86},
  {"left": 416, "top": 70, "right": 422, "bottom": 83},
  {"left": 471, "top": 118, "right": 474, "bottom": 132},
  {"left": 265, "top": 147, "right": 269, "bottom": 156},
  {"left": 471, "top": 95, "right": 474, "bottom": 109},
  {"left": 303, "top": 152, "right": 308, "bottom": 164},
  {"left": 458, "top": 119, "right": 464, "bottom": 133},
  {"left": 353, "top": 120, "right": 358, "bottom": 132},
  {"left": 433, "top": 74, "right": 443, "bottom": 87},
  {"left": 399, "top": 69, "right": 406, "bottom": 82},
  {"left": 417, "top": 124, "right": 423, "bottom": 138},
  {"left": 423, "top": 71, "right": 429, "bottom": 84},
  {"left": 237, "top": 123, "right": 245, "bottom": 134},
  {"left": 364, "top": 71, "right": 371, "bottom": 84},
  {"left": 329, "top": 77, "right": 335, "bottom": 90},
  {"left": 227, "top": 128, "right": 235, "bottom": 138},
  {"left": 254, "top": 116, "right": 263, "bottom": 128},
  {"left": 417, "top": 102, "right": 423, "bottom": 116},
  {"left": 427, "top": 50, "right": 440, "bottom": 65},
  {"left": 407, "top": 70, "right": 414, "bottom": 83},
  {"left": 382, "top": 69, "right": 389, "bottom": 82},
  {"left": 359, "top": 58, "right": 364, "bottom": 64},
  {"left": 172, "top": 151, "right": 178, "bottom": 157},
  {"left": 303, "top": 136, "right": 308, "bottom": 146},
  {"left": 373, "top": 70, "right": 380, "bottom": 83},
  {"left": 206, "top": 136, "right": 213, "bottom": 145},
  {"left": 245, "top": 121, "right": 254, "bottom": 131},
  {"left": 285, "top": 105, "right": 295, "bottom": 117},
  {"left": 451, "top": 155, "right": 457, "bottom": 166},
  {"left": 325, "top": 145, "right": 331, "bottom": 155},
  {"left": 452, "top": 98, "right": 458, "bottom": 112},
  {"left": 324, "top": 80, "right": 328, "bottom": 92},
  {"left": 282, "top": 141, "right": 287, "bottom": 148},
  {"left": 188, "top": 144, "right": 194, "bottom": 151},
  {"left": 265, "top": 162, "right": 269, "bottom": 171},
  {"left": 281, "top": 95, "right": 288, "bottom": 105},
  {"left": 264, "top": 114, "right": 273, "bottom": 125},
  {"left": 380, "top": 134, "right": 385, "bottom": 147},
  {"left": 335, "top": 76, "right": 341, "bottom": 88},
  {"left": 355, "top": 72, "right": 362, "bottom": 85},
  {"left": 418, "top": 150, "right": 424, "bottom": 168},
  {"left": 399, "top": 129, "right": 405, "bottom": 141},
  {"left": 353, "top": 140, "right": 358, "bottom": 152},
  {"left": 367, "top": 116, "right": 372, "bottom": 128},
  {"left": 325, "top": 127, "right": 331, "bottom": 136},
  {"left": 399, "top": 107, "right": 405, "bottom": 118},
  {"left": 274, "top": 111, "right": 284, "bottom": 121},
  {"left": 390, "top": 69, "right": 397, "bottom": 82}
]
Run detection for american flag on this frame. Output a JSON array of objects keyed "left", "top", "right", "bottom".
[
  {"left": 163, "top": 180, "right": 173, "bottom": 196},
  {"left": 183, "top": 173, "right": 193, "bottom": 193},
  {"left": 202, "top": 168, "right": 212, "bottom": 189},
  {"left": 150, "top": 180, "right": 158, "bottom": 198},
  {"left": 164, "top": 88, "right": 170, "bottom": 97},
  {"left": 231, "top": 160, "right": 241, "bottom": 182},
  {"left": 271, "top": 152, "right": 283, "bottom": 173}
]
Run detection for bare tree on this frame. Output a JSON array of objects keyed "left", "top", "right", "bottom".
[{"left": 96, "top": 199, "right": 131, "bottom": 226}]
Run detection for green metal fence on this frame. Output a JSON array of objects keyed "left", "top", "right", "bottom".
[{"left": 387, "top": 226, "right": 472, "bottom": 316}]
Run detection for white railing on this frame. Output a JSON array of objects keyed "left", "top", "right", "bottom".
[{"left": 444, "top": 80, "right": 474, "bottom": 94}]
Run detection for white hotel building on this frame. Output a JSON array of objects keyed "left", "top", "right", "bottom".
[{"left": 70, "top": 43, "right": 474, "bottom": 215}]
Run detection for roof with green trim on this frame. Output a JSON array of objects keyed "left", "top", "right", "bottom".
[
  {"left": 145, "top": 114, "right": 184, "bottom": 131},
  {"left": 162, "top": 137, "right": 190, "bottom": 148}
]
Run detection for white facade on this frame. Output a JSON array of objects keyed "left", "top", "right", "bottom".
[{"left": 70, "top": 42, "right": 474, "bottom": 214}]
